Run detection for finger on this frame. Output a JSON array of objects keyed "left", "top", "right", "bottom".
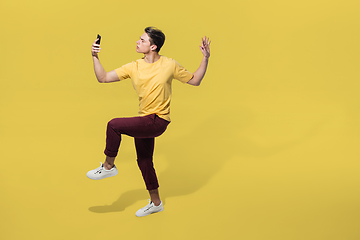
[
  {"left": 206, "top": 41, "right": 211, "bottom": 49},
  {"left": 205, "top": 36, "right": 208, "bottom": 44},
  {"left": 203, "top": 37, "right": 210, "bottom": 47},
  {"left": 93, "top": 38, "right": 99, "bottom": 44}
]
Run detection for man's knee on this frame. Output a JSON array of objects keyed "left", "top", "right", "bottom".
[
  {"left": 107, "top": 118, "right": 123, "bottom": 133},
  {"left": 107, "top": 118, "right": 117, "bottom": 128}
]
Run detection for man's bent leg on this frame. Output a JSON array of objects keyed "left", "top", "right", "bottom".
[
  {"left": 104, "top": 114, "right": 168, "bottom": 157},
  {"left": 104, "top": 118, "right": 123, "bottom": 158},
  {"left": 103, "top": 156, "right": 115, "bottom": 170}
]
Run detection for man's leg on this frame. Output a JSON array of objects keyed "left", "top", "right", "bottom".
[
  {"left": 134, "top": 137, "right": 161, "bottom": 206},
  {"left": 103, "top": 114, "right": 168, "bottom": 160},
  {"left": 101, "top": 116, "right": 154, "bottom": 169},
  {"left": 87, "top": 116, "right": 155, "bottom": 179},
  {"left": 103, "top": 156, "right": 115, "bottom": 170},
  {"left": 149, "top": 189, "right": 161, "bottom": 206},
  {"left": 134, "top": 137, "right": 164, "bottom": 217},
  {"left": 101, "top": 118, "right": 124, "bottom": 170},
  {"left": 88, "top": 114, "right": 169, "bottom": 179}
]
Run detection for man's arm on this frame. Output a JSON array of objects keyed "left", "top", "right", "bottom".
[
  {"left": 187, "top": 36, "right": 211, "bottom": 86},
  {"left": 91, "top": 38, "right": 120, "bottom": 83}
]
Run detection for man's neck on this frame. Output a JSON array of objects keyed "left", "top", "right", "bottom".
[{"left": 143, "top": 52, "right": 160, "bottom": 63}]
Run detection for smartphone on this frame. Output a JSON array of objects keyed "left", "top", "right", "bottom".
[{"left": 96, "top": 34, "right": 101, "bottom": 45}]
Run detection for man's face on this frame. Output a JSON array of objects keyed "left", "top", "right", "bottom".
[{"left": 136, "top": 33, "right": 156, "bottom": 53}]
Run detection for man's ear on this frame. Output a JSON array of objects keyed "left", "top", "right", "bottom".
[{"left": 150, "top": 44, "right": 157, "bottom": 51}]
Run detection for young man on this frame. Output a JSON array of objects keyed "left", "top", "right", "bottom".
[{"left": 87, "top": 27, "right": 211, "bottom": 217}]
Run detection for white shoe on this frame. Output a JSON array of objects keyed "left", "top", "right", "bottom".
[
  {"left": 135, "top": 200, "right": 164, "bottom": 217},
  {"left": 86, "top": 162, "right": 118, "bottom": 180}
]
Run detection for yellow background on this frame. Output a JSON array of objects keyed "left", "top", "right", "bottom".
[{"left": 1, "top": 0, "right": 360, "bottom": 239}]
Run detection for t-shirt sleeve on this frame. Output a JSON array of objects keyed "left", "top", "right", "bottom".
[
  {"left": 114, "top": 62, "right": 132, "bottom": 80},
  {"left": 173, "top": 60, "right": 193, "bottom": 83}
]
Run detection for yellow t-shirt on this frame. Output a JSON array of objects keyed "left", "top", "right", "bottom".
[{"left": 115, "top": 56, "right": 193, "bottom": 122}]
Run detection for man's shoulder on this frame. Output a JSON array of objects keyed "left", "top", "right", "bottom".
[
  {"left": 120, "top": 59, "right": 141, "bottom": 68},
  {"left": 160, "top": 56, "right": 176, "bottom": 62},
  {"left": 160, "top": 56, "right": 181, "bottom": 68}
]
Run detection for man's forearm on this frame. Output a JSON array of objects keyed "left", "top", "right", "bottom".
[
  {"left": 93, "top": 55, "right": 107, "bottom": 83},
  {"left": 190, "top": 57, "right": 209, "bottom": 86}
]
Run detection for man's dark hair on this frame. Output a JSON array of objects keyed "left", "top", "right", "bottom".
[{"left": 145, "top": 27, "right": 165, "bottom": 53}]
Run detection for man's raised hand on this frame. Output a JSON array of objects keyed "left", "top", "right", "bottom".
[
  {"left": 200, "top": 36, "right": 211, "bottom": 58},
  {"left": 91, "top": 38, "right": 101, "bottom": 57}
]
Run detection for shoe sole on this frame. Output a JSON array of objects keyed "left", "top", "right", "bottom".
[
  {"left": 135, "top": 207, "right": 164, "bottom": 217},
  {"left": 86, "top": 171, "right": 118, "bottom": 180}
]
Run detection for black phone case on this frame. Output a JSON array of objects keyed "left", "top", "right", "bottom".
[{"left": 96, "top": 34, "right": 101, "bottom": 45}]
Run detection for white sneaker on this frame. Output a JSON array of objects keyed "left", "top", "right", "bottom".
[
  {"left": 86, "top": 162, "right": 118, "bottom": 180},
  {"left": 135, "top": 200, "right": 164, "bottom": 217}
]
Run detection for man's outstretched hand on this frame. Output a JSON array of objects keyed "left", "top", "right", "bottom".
[{"left": 200, "top": 36, "right": 211, "bottom": 58}]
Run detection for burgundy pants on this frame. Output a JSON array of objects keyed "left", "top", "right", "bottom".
[{"left": 104, "top": 114, "right": 170, "bottom": 190}]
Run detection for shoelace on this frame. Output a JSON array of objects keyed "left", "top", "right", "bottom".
[
  {"left": 95, "top": 164, "right": 104, "bottom": 174},
  {"left": 142, "top": 200, "right": 153, "bottom": 211}
]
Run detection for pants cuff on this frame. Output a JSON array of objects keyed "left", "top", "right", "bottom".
[
  {"left": 146, "top": 183, "right": 159, "bottom": 191},
  {"left": 104, "top": 149, "right": 118, "bottom": 158}
]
